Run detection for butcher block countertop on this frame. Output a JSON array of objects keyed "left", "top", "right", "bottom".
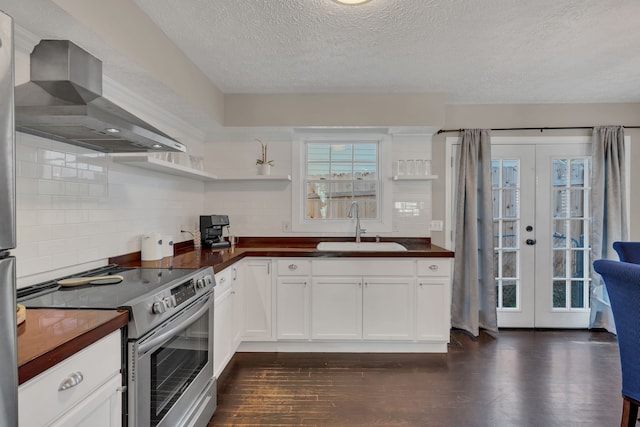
[
  {"left": 17, "top": 308, "right": 128, "bottom": 384},
  {"left": 112, "top": 237, "right": 454, "bottom": 272}
]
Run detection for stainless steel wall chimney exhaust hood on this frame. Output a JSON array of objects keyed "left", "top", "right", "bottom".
[{"left": 15, "top": 40, "right": 186, "bottom": 153}]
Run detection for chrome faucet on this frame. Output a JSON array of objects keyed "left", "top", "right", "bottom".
[{"left": 347, "top": 201, "right": 366, "bottom": 243}]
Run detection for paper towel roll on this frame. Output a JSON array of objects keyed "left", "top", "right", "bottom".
[
  {"left": 162, "top": 235, "right": 174, "bottom": 258},
  {"left": 141, "top": 233, "right": 163, "bottom": 261}
]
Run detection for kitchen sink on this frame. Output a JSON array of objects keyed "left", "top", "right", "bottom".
[{"left": 316, "top": 241, "right": 407, "bottom": 252}]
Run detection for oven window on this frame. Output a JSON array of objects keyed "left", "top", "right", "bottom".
[{"left": 150, "top": 310, "right": 209, "bottom": 426}]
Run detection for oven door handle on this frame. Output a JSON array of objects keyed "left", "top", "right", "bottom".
[{"left": 137, "top": 294, "right": 212, "bottom": 355}]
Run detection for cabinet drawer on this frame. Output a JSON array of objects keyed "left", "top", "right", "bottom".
[
  {"left": 312, "top": 259, "right": 414, "bottom": 276},
  {"left": 277, "top": 259, "right": 311, "bottom": 276},
  {"left": 19, "top": 331, "right": 121, "bottom": 427},
  {"left": 215, "top": 267, "right": 233, "bottom": 298},
  {"left": 417, "top": 259, "right": 451, "bottom": 276}
]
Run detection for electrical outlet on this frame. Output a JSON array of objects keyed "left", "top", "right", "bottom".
[
  {"left": 428, "top": 220, "right": 443, "bottom": 231},
  {"left": 282, "top": 220, "right": 291, "bottom": 232}
]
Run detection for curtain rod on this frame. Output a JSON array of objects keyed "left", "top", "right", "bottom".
[{"left": 436, "top": 126, "right": 640, "bottom": 135}]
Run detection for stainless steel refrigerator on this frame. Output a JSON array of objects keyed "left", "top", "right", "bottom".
[{"left": 0, "top": 10, "right": 17, "bottom": 427}]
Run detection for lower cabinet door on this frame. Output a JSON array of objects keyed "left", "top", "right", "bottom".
[
  {"left": 362, "top": 277, "right": 414, "bottom": 340},
  {"left": 276, "top": 277, "right": 310, "bottom": 339},
  {"left": 416, "top": 278, "right": 450, "bottom": 341},
  {"left": 242, "top": 260, "right": 273, "bottom": 340},
  {"left": 311, "top": 277, "right": 362, "bottom": 339},
  {"left": 214, "top": 289, "right": 233, "bottom": 378},
  {"left": 50, "top": 374, "right": 122, "bottom": 427}
]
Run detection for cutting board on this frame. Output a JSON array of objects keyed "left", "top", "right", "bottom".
[{"left": 17, "top": 304, "right": 26, "bottom": 325}]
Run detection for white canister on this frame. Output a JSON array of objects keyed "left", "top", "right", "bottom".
[
  {"left": 141, "top": 233, "right": 163, "bottom": 261},
  {"left": 162, "top": 235, "right": 174, "bottom": 258}
]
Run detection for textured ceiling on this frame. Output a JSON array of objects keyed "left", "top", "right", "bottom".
[
  {"left": 1, "top": 0, "right": 640, "bottom": 142},
  {"left": 133, "top": 0, "right": 640, "bottom": 104}
]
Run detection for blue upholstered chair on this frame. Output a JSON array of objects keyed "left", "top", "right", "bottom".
[
  {"left": 613, "top": 241, "right": 640, "bottom": 264},
  {"left": 593, "top": 259, "right": 640, "bottom": 427}
]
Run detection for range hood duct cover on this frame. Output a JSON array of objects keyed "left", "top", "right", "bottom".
[{"left": 15, "top": 40, "right": 186, "bottom": 153}]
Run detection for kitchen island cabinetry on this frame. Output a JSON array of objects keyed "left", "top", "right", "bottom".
[{"left": 18, "top": 330, "right": 123, "bottom": 427}]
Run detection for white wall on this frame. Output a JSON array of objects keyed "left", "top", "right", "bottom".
[
  {"left": 203, "top": 134, "right": 434, "bottom": 237},
  {"left": 14, "top": 132, "right": 205, "bottom": 287}
]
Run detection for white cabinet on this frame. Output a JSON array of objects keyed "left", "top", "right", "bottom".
[
  {"left": 19, "top": 330, "right": 123, "bottom": 427},
  {"left": 214, "top": 267, "right": 233, "bottom": 378},
  {"left": 241, "top": 259, "right": 274, "bottom": 340},
  {"left": 230, "top": 266, "right": 243, "bottom": 350},
  {"left": 362, "top": 277, "right": 414, "bottom": 340},
  {"left": 276, "top": 259, "right": 311, "bottom": 340},
  {"left": 416, "top": 259, "right": 452, "bottom": 341},
  {"left": 310, "top": 259, "right": 416, "bottom": 341},
  {"left": 214, "top": 265, "right": 242, "bottom": 378},
  {"left": 311, "top": 277, "right": 362, "bottom": 339}
]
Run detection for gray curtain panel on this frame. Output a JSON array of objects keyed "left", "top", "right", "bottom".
[
  {"left": 590, "top": 126, "right": 628, "bottom": 333},
  {"left": 452, "top": 129, "right": 497, "bottom": 337}
]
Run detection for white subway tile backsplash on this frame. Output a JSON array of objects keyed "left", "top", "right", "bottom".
[{"left": 15, "top": 132, "right": 206, "bottom": 286}]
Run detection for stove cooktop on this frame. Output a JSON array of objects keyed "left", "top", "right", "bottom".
[
  {"left": 18, "top": 265, "right": 200, "bottom": 309},
  {"left": 18, "top": 264, "right": 216, "bottom": 338}
]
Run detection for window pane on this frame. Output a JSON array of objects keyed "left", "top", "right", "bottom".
[
  {"left": 570, "top": 159, "right": 585, "bottom": 188},
  {"left": 502, "top": 280, "right": 517, "bottom": 308},
  {"left": 553, "top": 250, "right": 566, "bottom": 277},
  {"left": 553, "top": 280, "right": 566, "bottom": 308},
  {"left": 502, "top": 221, "right": 517, "bottom": 248},
  {"left": 305, "top": 140, "right": 380, "bottom": 221},
  {"left": 308, "top": 162, "right": 330, "bottom": 179},
  {"left": 502, "top": 251, "right": 517, "bottom": 278},
  {"left": 502, "top": 160, "right": 518, "bottom": 188},
  {"left": 571, "top": 280, "right": 585, "bottom": 308},
  {"left": 553, "top": 220, "right": 567, "bottom": 248},
  {"left": 553, "top": 190, "right": 569, "bottom": 218},
  {"left": 553, "top": 159, "right": 568, "bottom": 186},
  {"left": 502, "top": 189, "right": 518, "bottom": 219},
  {"left": 570, "top": 190, "right": 585, "bottom": 218}
]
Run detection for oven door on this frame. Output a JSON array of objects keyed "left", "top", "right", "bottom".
[{"left": 129, "top": 292, "right": 216, "bottom": 427}]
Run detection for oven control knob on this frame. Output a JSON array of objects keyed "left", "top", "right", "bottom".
[
  {"left": 152, "top": 300, "right": 166, "bottom": 314},
  {"left": 206, "top": 275, "right": 214, "bottom": 286},
  {"left": 163, "top": 296, "right": 176, "bottom": 308},
  {"left": 196, "top": 278, "right": 206, "bottom": 289}
]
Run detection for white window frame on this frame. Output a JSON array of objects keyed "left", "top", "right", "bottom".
[{"left": 292, "top": 133, "right": 393, "bottom": 233}]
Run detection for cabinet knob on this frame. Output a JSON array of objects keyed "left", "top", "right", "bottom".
[
  {"left": 288, "top": 264, "right": 298, "bottom": 270},
  {"left": 429, "top": 264, "right": 438, "bottom": 271},
  {"left": 58, "top": 372, "right": 84, "bottom": 391},
  {"left": 219, "top": 276, "right": 226, "bottom": 283}
]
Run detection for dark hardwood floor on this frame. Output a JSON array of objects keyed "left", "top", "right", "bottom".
[{"left": 209, "top": 330, "right": 627, "bottom": 426}]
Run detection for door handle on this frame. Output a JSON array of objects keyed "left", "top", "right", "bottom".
[{"left": 526, "top": 239, "right": 537, "bottom": 245}]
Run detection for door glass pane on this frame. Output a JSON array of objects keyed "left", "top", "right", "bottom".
[
  {"left": 553, "top": 280, "right": 566, "bottom": 308},
  {"left": 549, "top": 156, "right": 591, "bottom": 311},
  {"left": 502, "top": 280, "right": 517, "bottom": 308},
  {"left": 492, "top": 158, "right": 521, "bottom": 312}
]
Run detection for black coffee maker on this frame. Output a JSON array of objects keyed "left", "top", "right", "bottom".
[{"left": 200, "top": 215, "right": 230, "bottom": 248}]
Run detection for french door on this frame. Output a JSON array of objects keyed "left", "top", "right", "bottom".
[{"left": 492, "top": 142, "right": 591, "bottom": 328}]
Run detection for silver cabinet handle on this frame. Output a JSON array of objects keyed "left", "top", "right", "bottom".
[
  {"left": 232, "top": 267, "right": 237, "bottom": 281},
  {"left": 429, "top": 265, "right": 438, "bottom": 271},
  {"left": 58, "top": 372, "right": 84, "bottom": 391},
  {"left": 288, "top": 264, "right": 298, "bottom": 270}
]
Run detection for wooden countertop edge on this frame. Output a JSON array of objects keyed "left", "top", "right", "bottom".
[
  {"left": 18, "top": 310, "right": 129, "bottom": 385},
  {"left": 112, "top": 238, "right": 454, "bottom": 273}
]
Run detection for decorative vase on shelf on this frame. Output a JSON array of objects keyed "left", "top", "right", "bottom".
[
  {"left": 258, "top": 164, "right": 271, "bottom": 175},
  {"left": 255, "top": 139, "right": 273, "bottom": 176}
]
